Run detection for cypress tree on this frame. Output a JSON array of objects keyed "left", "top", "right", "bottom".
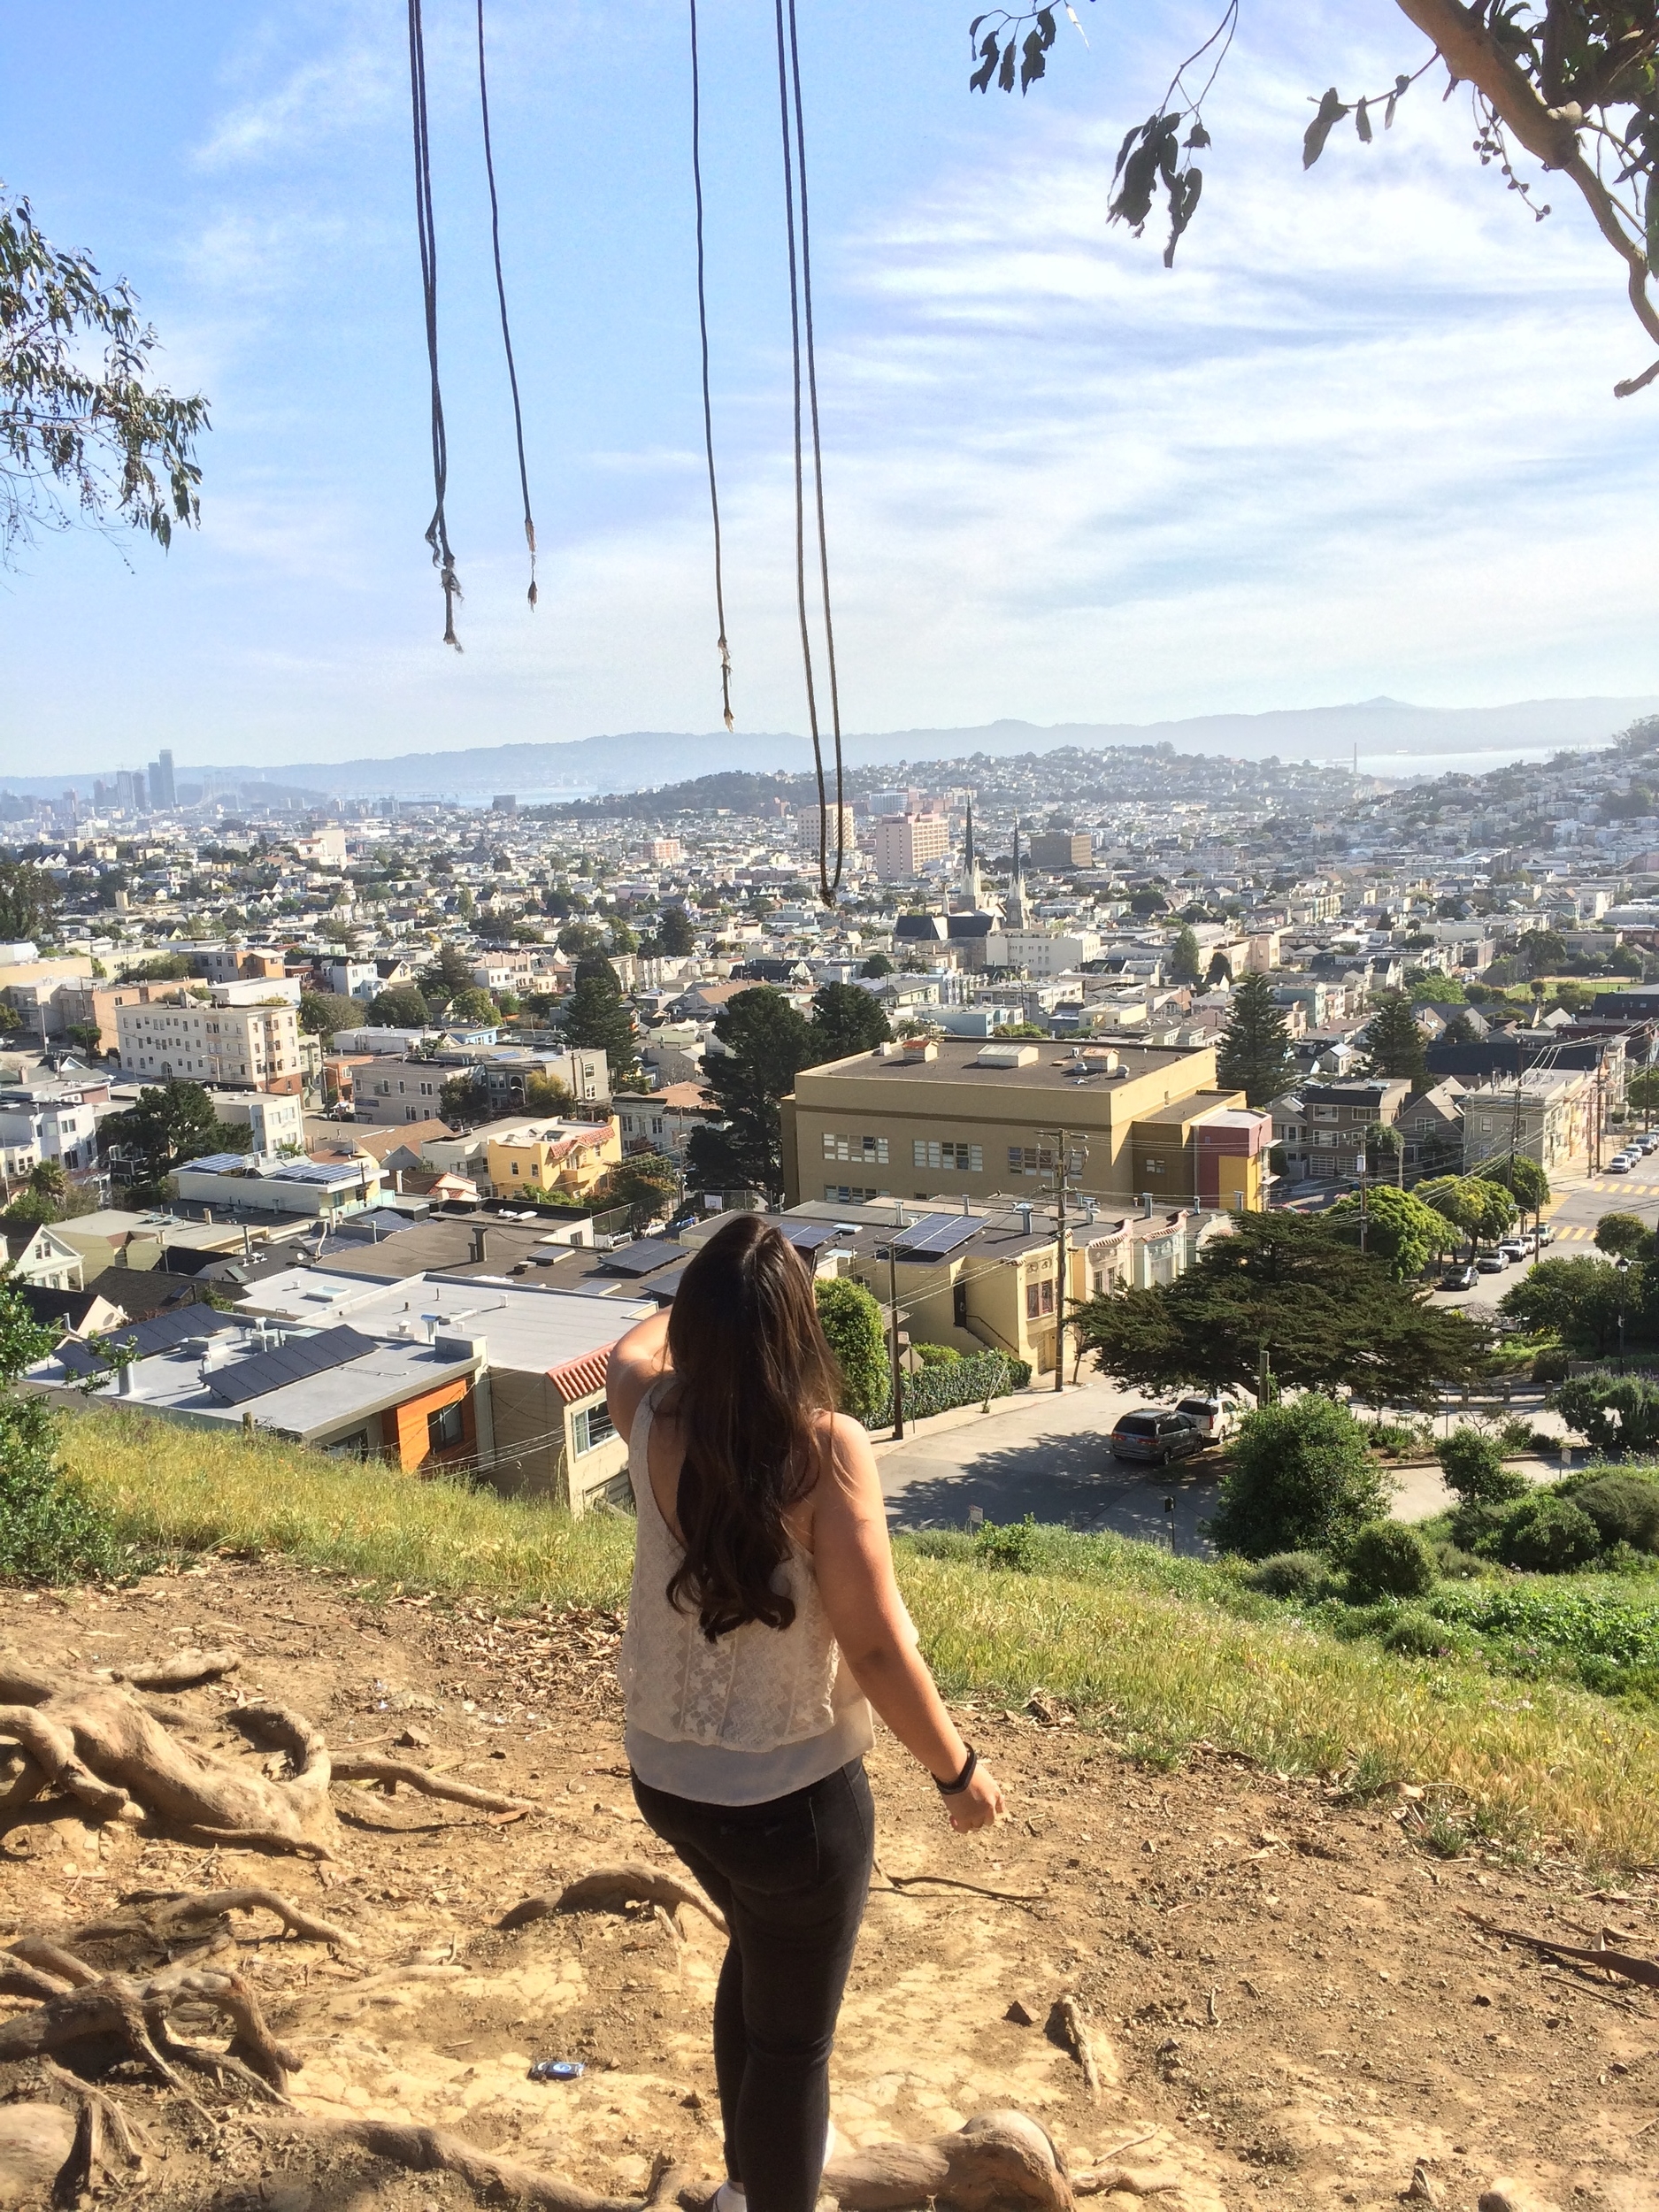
[{"left": 1216, "top": 972, "right": 1297, "bottom": 1106}]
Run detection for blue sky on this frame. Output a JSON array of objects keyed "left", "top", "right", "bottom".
[{"left": 3, "top": 0, "right": 1658, "bottom": 775}]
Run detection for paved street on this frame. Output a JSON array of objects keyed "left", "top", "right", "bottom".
[{"left": 876, "top": 1148, "right": 1655, "bottom": 1547}]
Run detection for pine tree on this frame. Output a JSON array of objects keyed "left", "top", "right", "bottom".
[
  {"left": 1360, "top": 993, "right": 1428, "bottom": 1087},
  {"left": 1215, "top": 972, "right": 1296, "bottom": 1107},
  {"left": 687, "top": 987, "right": 815, "bottom": 1202},
  {"left": 563, "top": 970, "right": 638, "bottom": 1080},
  {"left": 1169, "top": 926, "right": 1202, "bottom": 986}
]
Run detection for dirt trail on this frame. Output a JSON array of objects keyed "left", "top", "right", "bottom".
[{"left": 0, "top": 1561, "right": 1655, "bottom": 2212}]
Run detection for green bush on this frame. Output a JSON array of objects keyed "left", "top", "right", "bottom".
[
  {"left": 1555, "top": 1374, "right": 1659, "bottom": 1457},
  {"left": 0, "top": 1394, "right": 125, "bottom": 1587},
  {"left": 1436, "top": 1426, "right": 1527, "bottom": 1507},
  {"left": 814, "top": 1278, "right": 889, "bottom": 1424},
  {"left": 1432, "top": 1542, "right": 1486, "bottom": 1580},
  {"left": 873, "top": 1349, "right": 1024, "bottom": 1426},
  {"left": 1497, "top": 1494, "right": 1602, "bottom": 1573},
  {"left": 1449, "top": 1498, "right": 1514, "bottom": 1558},
  {"left": 1209, "top": 1396, "right": 1393, "bottom": 1560},
  {"left": 1367, "top": 1420, "right": 1430, "bottom": 1458},
  {"left": 1571, "top": 1473, "right": 1659, "bottom": 1554},
  {"left": 972, "top": 1515, "right": 1041, "bottom": 1571},
  {"left": 1532, "top": 1349, "right": 1572, "bottom": 1386},
  {"left": 1242, "top": 1551, "right": 1334, "bottom": 1601},
  {"left": 1347, "top": 1520, "right": 1438, "bottom": 1601},
  {"left": 913, "top": 1343, "right": 963, "bottom": 1368},
  {"left": 1380, "top": 1609, "right": 1473, "bottom": 1660},
  {"left": 1494, "top": 1416, "right": 1535, "bottom": 1456}
]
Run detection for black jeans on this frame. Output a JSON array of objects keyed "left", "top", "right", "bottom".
[{"left": 631, "top": 1758, "right": 875, "bottom": 2212}]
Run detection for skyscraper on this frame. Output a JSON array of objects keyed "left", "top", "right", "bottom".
[{"left": 148, "top": 749, "right": 176, "bottom": 810}]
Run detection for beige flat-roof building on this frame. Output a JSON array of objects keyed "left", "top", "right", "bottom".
[{"left": 783, "top": 1036, "right": 1259, "bottom": 1209}]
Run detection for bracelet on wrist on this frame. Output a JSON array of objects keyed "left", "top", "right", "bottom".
[{"left": 934, "top": 1745, "right": 978, "bottom": 1796}]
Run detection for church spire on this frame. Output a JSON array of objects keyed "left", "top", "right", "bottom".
[
  {"left": 1006, "top": 817, "right": 1025, "bottom": 927},
  {"left": 960, "top": 794, "right": 985, "bottom": 910}
]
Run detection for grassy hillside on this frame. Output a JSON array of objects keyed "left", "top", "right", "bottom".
[{"left": 59, "top": 1409, "right": 1659, "bottom": 1867}]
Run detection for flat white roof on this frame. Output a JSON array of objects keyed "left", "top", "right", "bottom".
[{"left": 230, "top": 1267, "right": 653, "bottom": 1375}]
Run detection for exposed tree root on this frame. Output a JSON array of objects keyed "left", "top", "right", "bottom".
[
  {"left": 37, "top": 2056, "right": 148, "bottom": 2207},
  {"left": 1049, "top": 1995, "right": 1103, "bottom": 2104},
  {"left": 331, "top": 1754, "right": 537, "bottom": 1815},
  {"left": 502, "top": 1864, "right": 727, "bottom": 1935},
  {"left": 1460, "top": 1909, "right": 1659, "bottom": 1990},
  {"left": 258, "top": 2119, "right": 685, "bottom": 2212},
  {"left": 0, "top": 1959, "right": 73, "bottom": 2001},
  {"left": 77, "top": 1885, "right": 357, "bottom": 1948},
  {"left": 0, "top": 1656, "right": 337, "bottom": 1857},
  {"left": 104, "top": 1648, "right": 240, "bottom": 1691},
  {"left": 10, "top": 1937, "right": 100, "bottom": 1988},
  {"left": 0, "top": 1947, "right": 298, "bottom": 2098},
  {"left": 821, "top": 2111, "right": 1079, "bottom": 2212}
]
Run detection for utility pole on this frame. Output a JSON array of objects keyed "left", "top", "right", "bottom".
[
  {"left": 1041, "top": 1128, "right": 1079, "bottom": 1394},
  {"left": 886, "top": 1207, "right": 905, "bottom": 1442}
]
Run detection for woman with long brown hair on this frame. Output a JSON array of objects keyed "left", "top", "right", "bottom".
[{"left": 606, "top": 1213, "right": 1003, "bottom": 2212}]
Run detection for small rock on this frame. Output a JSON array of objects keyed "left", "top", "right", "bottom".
[
  {"left": 1402, "top": 2162, "right": 1440, "bottom": 2207},
  {"left": 1478, "top": 2189, "right": 1561, "bottom": 2212},
  {"left": 0, "top": 2106, "right": 76, "bottom": 2206},
  {"left": 395, "top": 1724, "right": 433, "bottom": 1749},
  {"left": 1004, "top": 1997, "right": 1037, "bottom": 2026},
  {"left": 1473, "top": 1992, "right": 1493, "bottom": 2007}
]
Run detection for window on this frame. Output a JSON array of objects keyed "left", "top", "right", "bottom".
[
  {"left": 572, "top": 1401, "right": 617, "bottom": 1455},
  {"left": 426, "top": 1401, "right": 465, "bottom": 1452},
  {"left": 952, "top": 1283, "right": 968, "bottom": 1327},
  {"left": 1311, "top": 1104, "right": 1338, "bottom": 1122},
  {"left": 911, "top": 1139, "right": 983, "bottom": 1172},
  {"left": 1025, "top": 1279, "right": 1055, "bottom": 1319},
  {"left": 825, "top": 1183, "right": 884, "bottom": 1204},
  {"left": 824, "top": 1133, "right": 888, "bottom": 1164}
]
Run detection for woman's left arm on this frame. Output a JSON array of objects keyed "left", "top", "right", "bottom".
[{"left": 605, "top": 1308, "right": 672, "bottom": 1444}]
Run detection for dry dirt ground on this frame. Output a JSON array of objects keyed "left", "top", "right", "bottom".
[{"left": 2, "top": 1560, "right": 1656, "bottom": 2212}]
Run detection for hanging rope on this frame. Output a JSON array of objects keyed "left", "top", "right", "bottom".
[
  {"left": 407, "top": 0, "right": 462, "bottom": 649},
  {"left": 689, "top": 0, "right": 734, "bottom": 732},
  {"left": 476, "top": 0, "right": 537, "bottom": 610},
  {"left": 772, "top": 0, "right": 844, "bottom": 904}
]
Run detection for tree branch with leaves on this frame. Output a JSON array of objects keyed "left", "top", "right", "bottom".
[
  {"left": 971, "top": 2, "right": 1659, "bottom": 395},
  {"left": 1, "top": 190, "right": 208, "bottom": 565}
]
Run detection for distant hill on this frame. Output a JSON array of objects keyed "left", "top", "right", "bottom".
[{"left": 10, "top": 695, "right": 1657, "bottom": 803}]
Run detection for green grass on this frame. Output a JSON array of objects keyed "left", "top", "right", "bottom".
[
  {"left": 57, "top": 1409, "right": 1659, "bottom": 1867},
  {"left": 63, "top": 1409, "right": 635, "bottom": 1611}
]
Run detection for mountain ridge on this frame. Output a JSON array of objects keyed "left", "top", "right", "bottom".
[{"left": 10, "top": 695, "right": 1656, "bottom": 803}]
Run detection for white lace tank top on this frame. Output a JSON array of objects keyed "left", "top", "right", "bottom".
[{"left": 618, "top": 1379, "right": 872, "bottom": 1806}]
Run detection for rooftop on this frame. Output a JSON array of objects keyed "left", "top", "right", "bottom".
[{"left": 796, "top": 1038, "right": 1213, "bottom": 1093}]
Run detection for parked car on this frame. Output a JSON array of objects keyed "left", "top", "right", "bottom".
[
  {"left": 1174, "top": 1394, "right": 1233, "bottom": 1444},
  {"left": 1475, "top": 1249, "right": 1509, "bottom": 1273},
  {"left": 1440, "top": 1263, "right": 1479, "bottom": 1290},
  {"left": 1110, "top": 1409, "right": 1205, "bottom": 1466},
  {"left": 1498, "top": 1239, "right": 1528, "bottom": 1263},
  {"left": 1609, "top": 1155, "right": 1634, "bottom": 1173},
  {"left": 1534, "top": 1222, "right": 1556, "bottom": 1245}
]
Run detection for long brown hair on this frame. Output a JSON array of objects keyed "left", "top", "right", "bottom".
[{"left": 663, "top": 1214, "right": 843, "bottom": 1640}]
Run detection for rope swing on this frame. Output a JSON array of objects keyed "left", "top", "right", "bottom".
[
  {"left": 688, "top": 0, "right": 734, "bottom": 733},
  {"left": 773, "top": 0, "right": 845, "bottom": 906},
  {"left": 476, "top": 0, "right": 538, "bottom": 610},
  {"left": 405, "top": 0, "right": 462, "bottom": 649}
]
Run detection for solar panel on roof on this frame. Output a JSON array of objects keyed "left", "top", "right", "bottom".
[
  {"left": 272, "top": 1160, "right": 360, "bottom": 1184},
  {"left": 775, "top": 1220, "right": 842, "bottom": 1252},
  {"left": 58, "top": 1304, "right": 242, "bottom": 1374},
  {"left": 893, "top": 1213, "right": 979, "bottom": 1260},
  {"left": 597, "top": 1239, "right": 683, "bottom": 1278},
  {"left": 641, "top": 1261, "right": 691, "bottom": 1301},
  {"left": 205, "top": 1325, "right": 380, "bottom": 1407},
  {"left": 180, "top": 1152, "right": 251, "bottom": 1175}
]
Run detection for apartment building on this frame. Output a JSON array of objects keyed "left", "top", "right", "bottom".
[
  {"left": 484, "top": 1118, "right": 620, "bottom": 1199},
  {"left": 983, "top": 926, "right": 1103, "bottom": 975},
  {"left": 1268, "top": 1077, "right": 1412, "bottom": 1184},
  {"left": 1461, "top": 1068, "right": 1596, "bottom": 1177},
  {"left": 1027, "top": 832, "right": 1093, "bottom": 871},
  {"left": 115, "top": 990, "right": 302, "bottom": 1093},
  {"left": 0, "top": 1082, "right": 99, "bottom": 1175},
  {"left": 795, "top": 805, "right": 859, "bottom": 858},
  {"left": 783, "top": 1035, "right": 1236, "bottom": 1208},
  {"left": 872, "top": 812, "right": 950, "bottom": 880}
]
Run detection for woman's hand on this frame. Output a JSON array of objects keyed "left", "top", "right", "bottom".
[{"left": 944, "top": 1761, "right": 1003, "bottom": 1833}]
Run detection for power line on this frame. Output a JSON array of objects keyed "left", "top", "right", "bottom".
[
  {"left": 406, "top": 0, "right": 462, "bottom": 650},
  {"left": 688, "top": 0, "right": 733, "bottom": 733},
  {"left": 772, "top": 0, "right": 844, "bottom": 908},
  {"left": 476, "top": 0, "right": 537, "bottom": 610}
]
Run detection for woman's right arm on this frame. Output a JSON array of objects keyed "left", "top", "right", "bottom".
[
  {"left": 812, "top": 1414, "right": 1003, "bottom": 1834},
  {"left": 605, "top": 1308, "right": 672, "bottom": 1444}
]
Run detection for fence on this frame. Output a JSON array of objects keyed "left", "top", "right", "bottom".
[{"left": 865, "top": 1349, "right": 1032, "bottom": 1431}]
